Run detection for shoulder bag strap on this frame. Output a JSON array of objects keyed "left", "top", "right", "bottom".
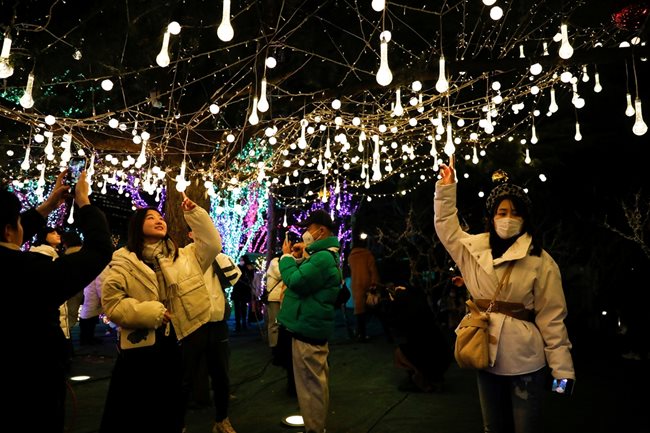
[{"left": 486, "top": 261, "right": 515, "bottom": 314}]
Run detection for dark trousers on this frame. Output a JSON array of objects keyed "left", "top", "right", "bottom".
[
  {"left": 233, "top": 299, "right": 248, "bottom": 330},
  {"left": 182, "top": 320, "right": 231, "bottom": 422},
  {"left": 100, "top": 326, "right": 183, "bottom": 433}
]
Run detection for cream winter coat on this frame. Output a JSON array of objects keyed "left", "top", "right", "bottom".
[
  {"left": 434, "top": 182, "right": 575, "bottom": 380},
  {"left": 101, "top": 206, "right": 221, "bottom": 341}
]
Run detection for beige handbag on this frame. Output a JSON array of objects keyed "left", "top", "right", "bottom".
[
  {"left": 454, "top": 262, "right": 514, "bottom": 369},
  {"left": 119, "top": 327, "right": 156, "bottom": 350}
]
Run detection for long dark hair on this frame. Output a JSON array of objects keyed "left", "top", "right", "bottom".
[
  {"left": 486, "top": 194, "right": 542, "bottom": 258},
  {"left": 127, "top": 207, "right": 179, "bottom": 261}
]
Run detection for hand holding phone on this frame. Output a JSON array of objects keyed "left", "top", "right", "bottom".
[
  {"left": 66, "top": 157, "right": 87, "bottom": 191},
  {"left": 551, "top": 378, "right": 575, "bottom": 396}
]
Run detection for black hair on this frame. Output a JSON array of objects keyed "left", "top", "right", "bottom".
[
  {"left": 486, "top": 194, "right": 542, "bottom": 258},
  {"left": 33, "top": 226, "right": 61, "bottom": 247},
  {"left": 61, "top": 231, "right": 83, "bottom": 247},
  {"left": 0, "top": 188, "right": 21, "bottom": 242},
  {"left": 127, "top": 207, "right": 179, "bottom": 261}
]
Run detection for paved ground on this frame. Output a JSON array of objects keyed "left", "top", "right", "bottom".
[{"left": 64, "top": 310, "right": 648, "bottom": 433}]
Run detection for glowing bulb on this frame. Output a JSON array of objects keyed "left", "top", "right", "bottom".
[
  {"left": 258, "top": 78, "right": 269, "bottom": 112},
  {"left": 581, "top": 65, "right": 590, "bottom": 82},
  {"left": 167, "top": 21, "right": 181, "bottom": 35},
  {"left": 371, "top": 0, "right": 385, "bottom": 11},
  {"left": 490, "top": 6, "right": 503, "bottom": 20},
  {"left": 558, "top": 24, "right": 574, "bottom": 59},
  {"left": 435, "top": 56, "right": 449, "bottom": 93},
  {"left": 209, "top": 103, "right": 220, "bottom": 114},
  {"left": 44, "top": 115, "right": 56, "bottom": 125},
  {"left": 543, "top": 42, "right": 549, "bottom": 56},
  {"left": 530, "top": 63, "right": 543, "bottom": 75},
  {"left": 20, "top": 146, "right": 31, "bottom": 171},
  {"left": 175, "top": 160, "right": 189, "bottom": 192},
  {"left": 593, "top": 72, "right": 602, "bottom": 93},
  {"left": 101, "top": 79, "right": 114, "bottom": 91},
  {"left": 0, "top": 34, "right": 14, "bottom": 79},
  {"left": 376, "top": 31, "right": 393, "bottom": 86},
  {"left": 412, "top": 80, "right": 422, "bottom": 92},
  {"left": 19, "top": 73, "right": 35, "bottom": 109},
  {"left": 524, "top": 148, "right": 531, "bottom": 164},
  {"left": 625, "top": 93, "right": 635, "bottom": 117},
  {"left": 472, "top": 146, "right": 479, "bottom": 164},
  {"left": 67, "top": 204, "right": 75, "bottom": 225},
  {"left": 574, "top": 122, "right": 582, "bottom": 141},
  {"left": 217, "top": 0, "right": 234, "bottom": 42},
  {"left": 632, "top": 98, "right": 648, "bottom": 136},
  {"left": 156, "top": 30, "right": 171, "bottom": 67},
  {"left": 530, "top": 124, "right": 538, "bottom": 144},
  {"left": 549, "top": 87, "right": 559, "bottom": 113},
  {"left": 265, "top": 56, "right": 277, "bottom": 68},
  {"left": 444, "top": 123, "right": 455, "bottom": 156},
  {"left": 331, "top": 98, "right": 341, "bottom": 110},
  {"left": 248, "top": 97, "right": 259, "bottom": 125},
  {"left": 392, "top": 88, "right": 404, "bottom": 116},
  {"left": 298, "top": 119, "right": 307, "bottom": 149},
  {"left": 482, "top": 0, "right": 496, "bottom": 5}
]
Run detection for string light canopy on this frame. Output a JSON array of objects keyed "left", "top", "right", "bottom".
[{"left": 0, "top": 0, "right": 648, "bottom": 207}]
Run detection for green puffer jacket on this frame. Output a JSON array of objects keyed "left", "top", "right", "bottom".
[{"left": 277, "top": 236, "right": 341, "bottom": 340}]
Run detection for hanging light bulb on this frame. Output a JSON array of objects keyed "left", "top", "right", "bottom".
[
  {"left": 248, "top": 97, "right": 259, "bottom": 125},
  {"left": 593, "top": 72, "right": 602, "bottom": 93},
  {"left": 574, "top": 121, "right": 582, "bottom": 141},
  {"left": 175, "top": 160, "right": 189, "bottom": 192},
  {"left": 67, "top": 203, "right": 75, "bottom": 225},
  {"left": 444, "top": 123, "right": 455, "bottom": 156},
  {"left": 372, "top": 136, "right": 382, "bottom": 181},
  {"left": 435, "top": 56, "right": 449, "bottom": 93},
  {"left": 20, "top": 145, "right": 31, "bottom": 171},
  {"left": 284, "top": 175, "right": 290, "bottom": 186},
  {"left": 19, "top": 73, "right": 35, "bottom": 109},
  {"left": 530, "top": 63, "right": 543, "bottom": 75},
  {"left": 581, "top": 65, "right": 590, "bottom": 82},
  {"left": 156, "top": 29, "right": 171, "bottom": 67},
  {"left": 298, "top": 119, "right": 308, "bottom": 149},
  {"left": 44, "top": 131, "right": 54, "bottom": 156},
  {"left": 625, "top": 93, "right": 635, "bottom": 117},
  {"left": 524, "top": 148, "right": 532, "bottom": 164},
  {"left": 371, "top": 0, "right": 385, "bottom": 11},
  {"left": 392, "top": 88, "right": 404, "bottom": 116},
  {"left": 472, "top": 146, "right": 479, "bottom": 164},
  {"left": 530, "top": 124, "right": 539, "bottom": 144},
  {"left": 558, "top": 23, "right": 574, "bottom": 59},
  {"left": 376, "top": 31, "right": 393, "bottom": 86},
  {"left": 542, "top": 42, "right": 549, "bottom": 56},
  {"left": 549, "top": 87, "right": 559, "bottom": 113},
  {"left": 324, "top": 137, "right": 332, "bottom": 159},
  {"left": 217, "top": 0, "right": 234, "bottom": 42},
  {"left": 632, "top": 98, "right": 648, "bottom": 136},
  {"left": 258, "top": 78, "right": 269, "bottom": 113},
  {"left": 0, "top": 33, "right": 14, "bottom": 79}
]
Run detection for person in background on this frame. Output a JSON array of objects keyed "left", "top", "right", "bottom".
[
  {"left": 30, "top": 226, "right": 76, "bottom": 359},
  {"left": 61, "top": 231, "right": 85, "bottom": 336},
  {"left": 348, "top": 234, "right": 380, "bottom": 341},
  {"left": 2, "top": 170, "right": 113, "bottom": 433},
  {"left": 278, "top": 209, "right": 341, "bottom": 433},
  {"left": 183, "top": 228, "right": 242, "bottom": 433},
  {"left": 266, "top": 236, "right": 303, "bottom": 396},
  {"left": 232, "top": 255, "right": 254, "bottom": 331},
  {"left": 434, "top": 161, "right": 575, "bottom": 433},
  {"left": 100, "top": 193, "right": 221, "bottom": 433}
]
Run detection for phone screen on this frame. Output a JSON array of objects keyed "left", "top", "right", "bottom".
[
  {"left": 552, "top": 378, "right": 572, "bottom": 394},
  {"left": 67, "top": 157, "right": 86, "bottom": 188}
]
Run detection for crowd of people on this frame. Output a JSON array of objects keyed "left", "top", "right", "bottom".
[{"left": 1, "top": 161, "right": 578, "bottom": 433}]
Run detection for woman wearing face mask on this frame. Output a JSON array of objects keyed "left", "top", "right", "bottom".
[{"left": 434, "top": 161, "right": 575, "bottom": 433}]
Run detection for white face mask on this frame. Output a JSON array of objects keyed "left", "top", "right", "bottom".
[
  {"left": 494, "top": 217, "right": 523, "bottom": 240},
  {"left": 302, "top": 230, "right": 315, "bottom": 246}
]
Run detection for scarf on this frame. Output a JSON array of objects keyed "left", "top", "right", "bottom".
[{"left": 142, "top": 239, "right": 177, "bottom": 304}]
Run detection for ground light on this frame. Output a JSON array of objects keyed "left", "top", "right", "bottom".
[
  {"left": 69, "top": 375, "right": 91, "bottom": 382},
  {"left": 282, "top": 414, "right": 304, "bottom": 427}
]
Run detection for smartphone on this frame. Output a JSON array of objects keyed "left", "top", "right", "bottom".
[
  {"left": 551, "top": 378, "right": 574, "bottom": 395},
  {"left": 66, "top": 156, "right": 87, "bottom": 190}
]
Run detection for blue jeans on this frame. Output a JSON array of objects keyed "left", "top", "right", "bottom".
[{"left": 477, "top": 368, "right": 545, "bottom": 433}]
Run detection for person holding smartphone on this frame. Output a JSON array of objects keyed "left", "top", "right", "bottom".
[
  {"left": 1, "top": 169, "right": 113, "bottom": 433},
  {"left": 434, "top": 159, "right": 575, "bottom": 433}
]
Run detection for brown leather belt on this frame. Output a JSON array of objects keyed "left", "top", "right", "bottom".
[{"left": 474, "top": 299, "right": 535, "bottom": 322}]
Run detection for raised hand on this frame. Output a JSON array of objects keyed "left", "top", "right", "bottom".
[
  {"left": 37, "top": 170, "right": 71, "bottom": 217},
  {"left": 439, "top": 156, "right": 456, "bottom": 185},
  {"left": 180, "top": 192, "right": 197, "bottom": 211}
]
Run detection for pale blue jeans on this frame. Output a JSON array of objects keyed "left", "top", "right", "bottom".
[{"left": 477, "top": 367, "right": 546, "bottom": 433}]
